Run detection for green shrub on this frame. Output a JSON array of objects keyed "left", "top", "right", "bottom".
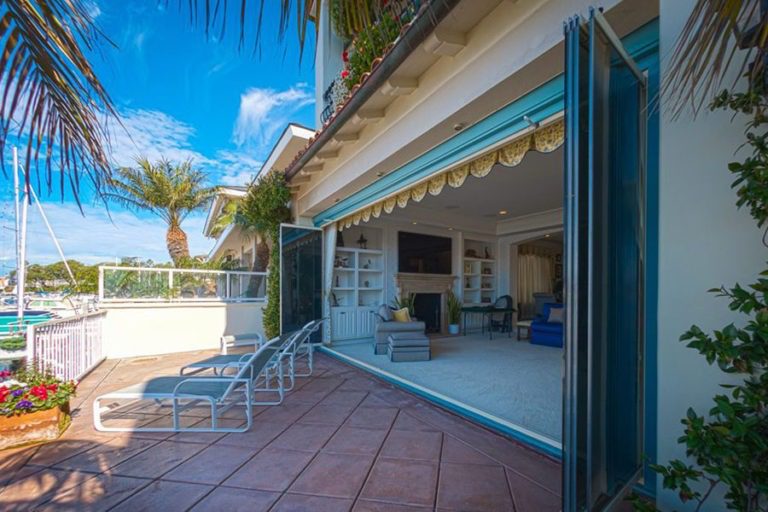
[{"left": 0, "top": 337, "right": 25, "bottom": 351}]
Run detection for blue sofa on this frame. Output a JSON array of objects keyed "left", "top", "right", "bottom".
[{"left": 530, "top": 303, "right": 564, "bottom": 348}]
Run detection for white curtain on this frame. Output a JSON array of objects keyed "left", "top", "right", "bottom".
[
  {"left": 517, "top": 249, "right": 554, "bottom": 318},
  {"left": 322, "top": 224, "right": 337, "bottom": 345}
]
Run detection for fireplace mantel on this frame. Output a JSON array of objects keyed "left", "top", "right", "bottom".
[{"left": 395, "top": 273, "right": 457, "bottom": 334}]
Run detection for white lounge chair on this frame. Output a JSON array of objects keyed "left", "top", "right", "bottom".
[
  {"left": 292, "top": 319, "right": 324, "bottom": 377},
  {"left": 92, "top": 337, "right": 281, "bottom": 433},
  {"left": 220, "top": 332, "right": 264, "bottom": 355}
]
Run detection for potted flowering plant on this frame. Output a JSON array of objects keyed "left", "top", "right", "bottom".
[{"left": 0, "top": 367, "right": 76, "bottom": 449}]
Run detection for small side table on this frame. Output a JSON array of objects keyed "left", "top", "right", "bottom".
[{"left": 516, "top": 320, "right": 532, "bottom": 340}]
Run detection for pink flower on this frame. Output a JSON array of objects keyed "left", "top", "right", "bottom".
[
  {"left": 342, "top": 49, "right": 349, "bottom": 62},
  {"left": 0, "top": 370, "right": 11, "bottom": 379}
]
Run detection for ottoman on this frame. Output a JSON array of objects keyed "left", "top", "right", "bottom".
[{"left": 387, "top": 333, "right": 431, "bottom": 362}]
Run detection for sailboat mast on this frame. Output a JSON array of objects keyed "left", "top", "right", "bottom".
[{"left": 12, "top": 147, "right": 25, "bottom": 322}]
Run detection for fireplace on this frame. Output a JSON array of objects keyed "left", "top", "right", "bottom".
[
  {"left": 414, "top": 293, "right": 441, "bottom": 333},
  {"left": 394, "top": 273, "right": 457, "bottom": 334}
]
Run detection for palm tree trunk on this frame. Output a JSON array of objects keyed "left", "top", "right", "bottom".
[{"left": 166, "top": 223, "right": 190, "bottom": 265}]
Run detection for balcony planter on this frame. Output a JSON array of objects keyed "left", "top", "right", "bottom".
[
  {"left": 0, "top": 367, "right": 76, "bottom": 450},
  {"left": 0, "top": 403, "right": 70, "bottom": 450}
]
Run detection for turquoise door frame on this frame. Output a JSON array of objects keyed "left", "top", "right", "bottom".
[{"left": 312, "top": 19, "right": 660, "bottom": 498}]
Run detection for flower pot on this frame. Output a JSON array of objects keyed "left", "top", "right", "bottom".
[
  {"left": 448, "top": 324, "right": 460, "bottom": 335},
  {"left": 0, "top": 404, "right": 69, "bottom": 450}
]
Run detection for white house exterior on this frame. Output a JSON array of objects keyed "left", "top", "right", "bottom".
[{"left": 205, "top": 1, "right": 759, "bottom": 510}]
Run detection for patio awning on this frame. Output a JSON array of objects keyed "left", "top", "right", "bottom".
[{"left": 337, "top": 118, "right": 565, "bottom": 230}]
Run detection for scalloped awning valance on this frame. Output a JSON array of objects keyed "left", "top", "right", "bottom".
[{"left": 336, "top": 118, "right": 565, "bottom": 230}]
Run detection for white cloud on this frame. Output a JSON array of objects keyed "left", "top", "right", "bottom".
[
  {"left": 106, "top": 109, "right": 212, "bottom": 168},
  {"left": 0, "top": 201, "right": 212, "bottom": 266},
  {"left": 85, "top": 1, "right": 101, "bottom": 20},
  {"left": 214, "top": 150, "right": 262, "bottom": 186},
  {"left": 233, "top": 84, "right": 314, "bottom": 149}
]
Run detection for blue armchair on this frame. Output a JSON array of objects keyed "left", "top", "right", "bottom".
[{"left": 531, "top": 303, "right": 564, "bottom": 348}]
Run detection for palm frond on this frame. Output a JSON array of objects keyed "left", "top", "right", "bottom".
[
  {"left": 664, "top": 0, "right": 768, "bottom": 118},
  {"left": 106, "top": 157, "right": 216, "bottom": 226},
  {"left": 0, "top": 0, "right": 118, "bottom": 201}
]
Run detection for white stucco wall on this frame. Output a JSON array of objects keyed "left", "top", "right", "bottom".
[
  {"left": 657, "top": 1, "right": 763, "bottom": 509},
  {"left": 101, "top": 302, "right": 265, "bottom": 359}
]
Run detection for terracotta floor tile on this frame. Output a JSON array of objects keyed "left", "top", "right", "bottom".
[
  {"left": 271, "top": 493, "right": 353, "bottom": 512},
  {"left": 507, "top": 469, "right": 561, "bottom": 512},
  {"left": 298, "top": 404, "right": 356, "bottom": 426},
  {"left": 53, "top": 437, "right": 158, "bottom": 473},
  {"left": 269, "top": 422, "right": 339, "bottom": 452},
  {"left": 189, "top": 486, "right": 280, "bottom": 512},
  {"left": 441, "top": 436, "right": 500, "bottom": 467},
  {"left": 24, "top": 440, "right": 96, "bottom": 468},
  {"left": 110, "top": 440, "right": 204, "bottom": 478},
  {"left": 163, "top": 444, "right": 258, "bottom": 485},
  {"left": 437, "top": 462, "right": 513, "bottom": 511},
  {"left": 391, "top": 412, "right": 439, "bottom": 432},
  {"left": 360, "top": 458, "right": 438, "bottom": 507},
  {"left": 215, "top": 420, "right": 288, "bottom": 449},
  {"left": 256, "top": 403, "right": 314, "bottom": 424},
  {"left": 290, "top": 452, "right": 374, "bottom": 498},
  {"left": 380, "top": 430, "right": 442, "bottom": 461},
  {"left": 360, "top": 393, "right": 396, "bottom": 408},
  {"left": 346, "top": 406, "right": 399, "bottom": 430},
  {"left": 324, "top": 426, "right": 388, "bottom": 456},
  {"left": 109, "top": 479, "right": 213, "bottom": 512},
  {"left": 321, "top": 390, "right": 368, "bottom": 406},
  {"left": 0, "top": 468, "right": 96, "bottom": 511},
  {"left": 353, "top": 500, "right": 432, "bottom": 512},
  {"left": 36, "top": 474, "right": 151, "bottom": 511},
  {"left": 223, "top": 446, "right": 314, "bottom": 491},
  {"left": 283, "top": 389, "right": 330, "bottom": 405}
]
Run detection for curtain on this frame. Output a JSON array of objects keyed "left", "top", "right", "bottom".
[
  {"left": 517, "top": 247, "right": 555, "bottom": 319},
  {"left": 322, "top": 224, "right": 337, "bottom": 345}
]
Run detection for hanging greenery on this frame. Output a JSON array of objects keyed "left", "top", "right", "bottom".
[
  {"left": 631, "top": 82, "right": 768, "bottom": 512},
  {"left": 237, "top": 170, "right": 292, "bottom": 338}
]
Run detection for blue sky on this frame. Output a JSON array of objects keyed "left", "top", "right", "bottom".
[{"left": 0, "top": 1, "right": 316, "bottom": 272}]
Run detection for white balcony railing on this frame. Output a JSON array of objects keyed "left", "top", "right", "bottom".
[
  {"left": 98, "top": 266, "right": 267, "bottom": 303},
  {"left": 27, "top": 311, "right": 107, "bottom": 382}
]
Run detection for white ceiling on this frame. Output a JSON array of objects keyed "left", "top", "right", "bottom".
[{"left": 386, "top": 146, "right": 563, "bottom": 230}]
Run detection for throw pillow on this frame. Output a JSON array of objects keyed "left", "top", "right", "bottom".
[
  {"left": 378, "top": 304, "right": 393, "bottom": 322},
  {"left": 548, "top": 307, "right": 564, "bottom": 324},
  {"left": 393, "top": 308, "right": 411, "bottom": 322}
]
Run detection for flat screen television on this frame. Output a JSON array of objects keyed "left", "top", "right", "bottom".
[{"left": 398, "top": 231, "right": 452, "bottom": 274}]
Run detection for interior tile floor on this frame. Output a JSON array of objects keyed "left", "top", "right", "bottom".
[
  {"left": 329, "top": 334, "right": 563, "bottom": 443},
  {"left": 0, "top": 351, "right": 561, "bottom": 511}
]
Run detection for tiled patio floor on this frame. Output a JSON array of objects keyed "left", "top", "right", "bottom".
[{"left": 0, "top": 351, "right": 562, "bottom": 511}]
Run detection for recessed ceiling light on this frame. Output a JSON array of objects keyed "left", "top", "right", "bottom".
[
  {"left": 545, "top": 234, "right": 551, "bottom": 238},
  {"left": 412, "top": 221, "right": 418, "bottom": 225},
  {"left": 376, "top": 171, "right": 385, "bottom": 177},
  {"left": 453, "top": 122, "right": 467, "bottom": 131},
  {"left": 447, "top": 227, "right": 454, "bottom": 231},
  {"left": 498, "top": 210, "right": 508, "bottom": 215}
]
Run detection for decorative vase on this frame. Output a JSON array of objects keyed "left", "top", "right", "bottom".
[
  {"left": 448, "top": 324, "right": 460, "bottom": 335},
  {"left": 0, "top": 404, "right": 70, "bottom": 450}
]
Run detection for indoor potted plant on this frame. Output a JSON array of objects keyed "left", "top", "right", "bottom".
[
  {"left": 447, "top": 289, "right": 462, "bottom": 335},
  {"left": 0, "top": 366, "right": 76, "bottom": 449}
]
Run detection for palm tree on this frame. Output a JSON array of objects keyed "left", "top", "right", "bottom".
[{"left": 105, "top": 158, "right": 216, "bottom": 265}]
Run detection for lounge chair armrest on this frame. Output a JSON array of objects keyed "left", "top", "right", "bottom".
[{"left": 172, "top": 377, "right": 249, "bottom": 397}]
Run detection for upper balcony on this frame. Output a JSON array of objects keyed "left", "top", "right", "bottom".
[{"left": 319, "top": 0, "right": 422, "bottom": 125}]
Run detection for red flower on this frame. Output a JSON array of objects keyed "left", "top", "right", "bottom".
[
  {"left": 46, "top": 383, "right": 58, "bottom": 393},
  {"left": 0, "top": 386, "right": 8, "bottom": 403},
  {"left": 30, "top": 385, "right": 48, "bottom": 401},
  {"left": 341, "top": 70, "right": 349, "bottom": 79},
  {"left": 342, "top": 49, "right": 349, "bottom": 62}
]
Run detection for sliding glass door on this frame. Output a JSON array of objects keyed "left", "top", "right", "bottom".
[
  {"left": 280, "top": 224, "right": 323, "bottom": 342},
  {"left": 563, "top": 9, "right": 648, "bottom": 510}
]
